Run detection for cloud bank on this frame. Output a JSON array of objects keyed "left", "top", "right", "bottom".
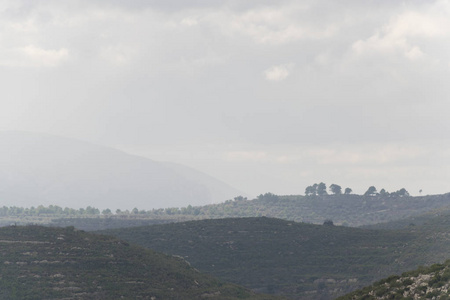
[{"left": 0, "top": 0, "right": 449, "bottom": 197}]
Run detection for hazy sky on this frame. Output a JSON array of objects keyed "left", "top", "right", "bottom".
[{"left": 1, "top": 0, "right": 450, "bottom": 197}]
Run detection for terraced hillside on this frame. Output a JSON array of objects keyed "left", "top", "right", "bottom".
[
  {"left": 0, "top": 225, "right": 281, "bottom": 300},
  {"left": 101, "top": 217, "right": 417, "bottom": 299}
]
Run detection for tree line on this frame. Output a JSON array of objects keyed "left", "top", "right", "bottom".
[
  {"left": 0, "top": 205, "right": 203, "bottom": 218},
  {"left": 305, "top": 183, "right": 351, "bottom": 196},
  {"left": 0, "top": 205, "right": 101, "bottom": 217},
  {"left": 304, "top": 183, "right": 409, "bottom": 197}
]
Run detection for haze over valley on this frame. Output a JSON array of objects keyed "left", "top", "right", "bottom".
[{"left": 0, "top": 0, "right": 450, "bottom": 299}]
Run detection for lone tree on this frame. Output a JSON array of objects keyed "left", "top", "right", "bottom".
[
  {"left": 329, "top": 184, "right": 342, "bottom": 195},
  {"left": 344, "top": 187, "right": 352, "bottom": 194},
  {"left": 323, "top": 219, "right": 334, "bottom": 226},
  {"left": 364, "top": 186, "right": 377, "bottom": 196}
]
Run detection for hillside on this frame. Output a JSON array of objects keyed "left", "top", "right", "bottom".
[
  {"left": 337, "top": 260, "right": 450, "bottom": 300},
  {"left": 363, "top": 206, "right": 450, "bottom": 230},
  {"left": 100, "top": 217, "right": 417, "bottom": 299},
  {"left": 41, "top": 192, "right": 450, "bottom": 231},
  {"left": 363, "top": 207, "right": 450, "bottom": 267},
  {"left": 0, "top": 131, "right": 242, "bottom": 209},
  {"left": 0, "top": 225, "right": 281, "bottom": 299},
  {"left": 185, "top": 193, "right": 450, "bottom": 227}
]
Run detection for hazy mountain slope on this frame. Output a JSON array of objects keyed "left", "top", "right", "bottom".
[
  {"left": 0, "top": 131, "right": 242, "bottom": 209},
  {"left": 161, "top": 161, "right": 245, "bottom": 203},
  {"left": 0, "top": 225, "right": 281, "bottom": 300},
  {"left": 101, "top": 217, "right": 417, "bottom": 300}
]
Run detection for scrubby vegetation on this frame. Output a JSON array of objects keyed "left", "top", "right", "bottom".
[
  {"left": 2, "top": 193, "right": 450, "bottom": 299},
  {"left": 0, "top": 225, "right": 282, "bottom": 299},
  {"left": 337, "top": 260, "right": 450, "bottom": 300},
  {"left": 99, "top": 211, "right": 450, "bottom": 299},
  {"left": 1, "top": 193, "right": 450, "bottom": 230},
  {"left": 101, "top": 217, "right": 417, "bottom": 299}
]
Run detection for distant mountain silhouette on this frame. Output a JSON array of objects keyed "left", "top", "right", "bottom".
[{"left": 0, "top": 131, "right": 242, "bottom": 209}]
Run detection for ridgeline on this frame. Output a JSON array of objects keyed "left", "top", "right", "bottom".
[{"left": 3, "top": 193, "right": 446, "bottom": 231}]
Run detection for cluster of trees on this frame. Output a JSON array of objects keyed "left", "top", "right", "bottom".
[
  {"left": 305, "top": 183, "right": 410, "bottom": 197},
  {"left": 305, "top": 183, "right": 352, "bottom": 196},
  {"left": 364, "top": 186, "right": 410, "bottom": 197}
]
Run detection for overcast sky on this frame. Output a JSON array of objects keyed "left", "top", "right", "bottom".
[{"left": 1, "top": 0, "right": 449, "bottom": 197}]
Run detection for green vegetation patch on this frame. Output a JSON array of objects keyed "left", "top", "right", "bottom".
[
  {"left": 101, "top": 217, "right": 416, "bottom": 300},
  {"left": 0, "top": 225, "right": 281, "bottom": 300}
]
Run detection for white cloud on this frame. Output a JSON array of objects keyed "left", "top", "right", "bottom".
[
  {"left": 0, "top": 45, "right": 69, "bottom": 68},
  {"left": 99, "top": 45, "right": 137, "bottom": 66},
  {"left": 405, "top": 46, "right": 424, "bottom": 60},
  {"left": 180, "top": 17, "right": 198, "bottom": 27},
  {"left": 352, "top": 8, "right": 450, "bottom": 61},
  {"left": 264, "top": 64, "right": 293, "bottom": 81},
  {"left": 206, "top": 4, "right": 340, "bottom": 45},
  {"left": 0, "top": 0, "right": 449, "bottom": 197},
  {"left": 387, "top": 11, "right": 449, "bottom": 39}
]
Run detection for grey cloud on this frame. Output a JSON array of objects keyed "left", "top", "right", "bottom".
[{"left": 0, "top": 0, "right": 449, "bottom": 197}]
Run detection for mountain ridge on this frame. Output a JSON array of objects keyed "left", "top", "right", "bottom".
[{"left": 0, "top": 131, "right": 242, "bottom": 209}]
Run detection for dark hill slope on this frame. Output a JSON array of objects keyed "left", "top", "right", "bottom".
[
  {"left": 337, "top": 260, "right": 450, "bottom": 300},
  {"left": 363, "top": 206, "right": 450, "bottom": 230},
  {"left": 190, "top": 193, "right": 450, "bottom": 227},
  {"left": 363, "top": 207, "right": 450, "bottom": 268},
  {"left": 0, "top": 225, "right": 280, "bottom": 300},
  {"left": 101, "top": 217, "right": 416, "bottom": 299}
]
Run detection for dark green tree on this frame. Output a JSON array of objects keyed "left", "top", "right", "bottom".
[
  {"left": 364, "top": 186, "right": 377, "bottom": 196},
  {"left": 305, "top": 185, "right": 316, "bottom": 196},
  {"left": 257, "top": 193, "right": 279, "bottom": 202},
  {"left": 392, "top": 188, "right": 410, "bottom": 197},
  {"left": 344, "top": 187, "right": 352, "bottom": 194},
  {"left": 329, "top": 184, "right": 342, "bottom": 195},
  {"left": 323, "top": 219, "right": 334, "bottom": 226},
  {"left": 379, "top": 189, "right": 389, "bottom": 196},
  {"left": 85, "top": 206, "right": 100, "bottom": 215},
  {"left": 317, "top": 182, "right": 327, "bottom": 196}
]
